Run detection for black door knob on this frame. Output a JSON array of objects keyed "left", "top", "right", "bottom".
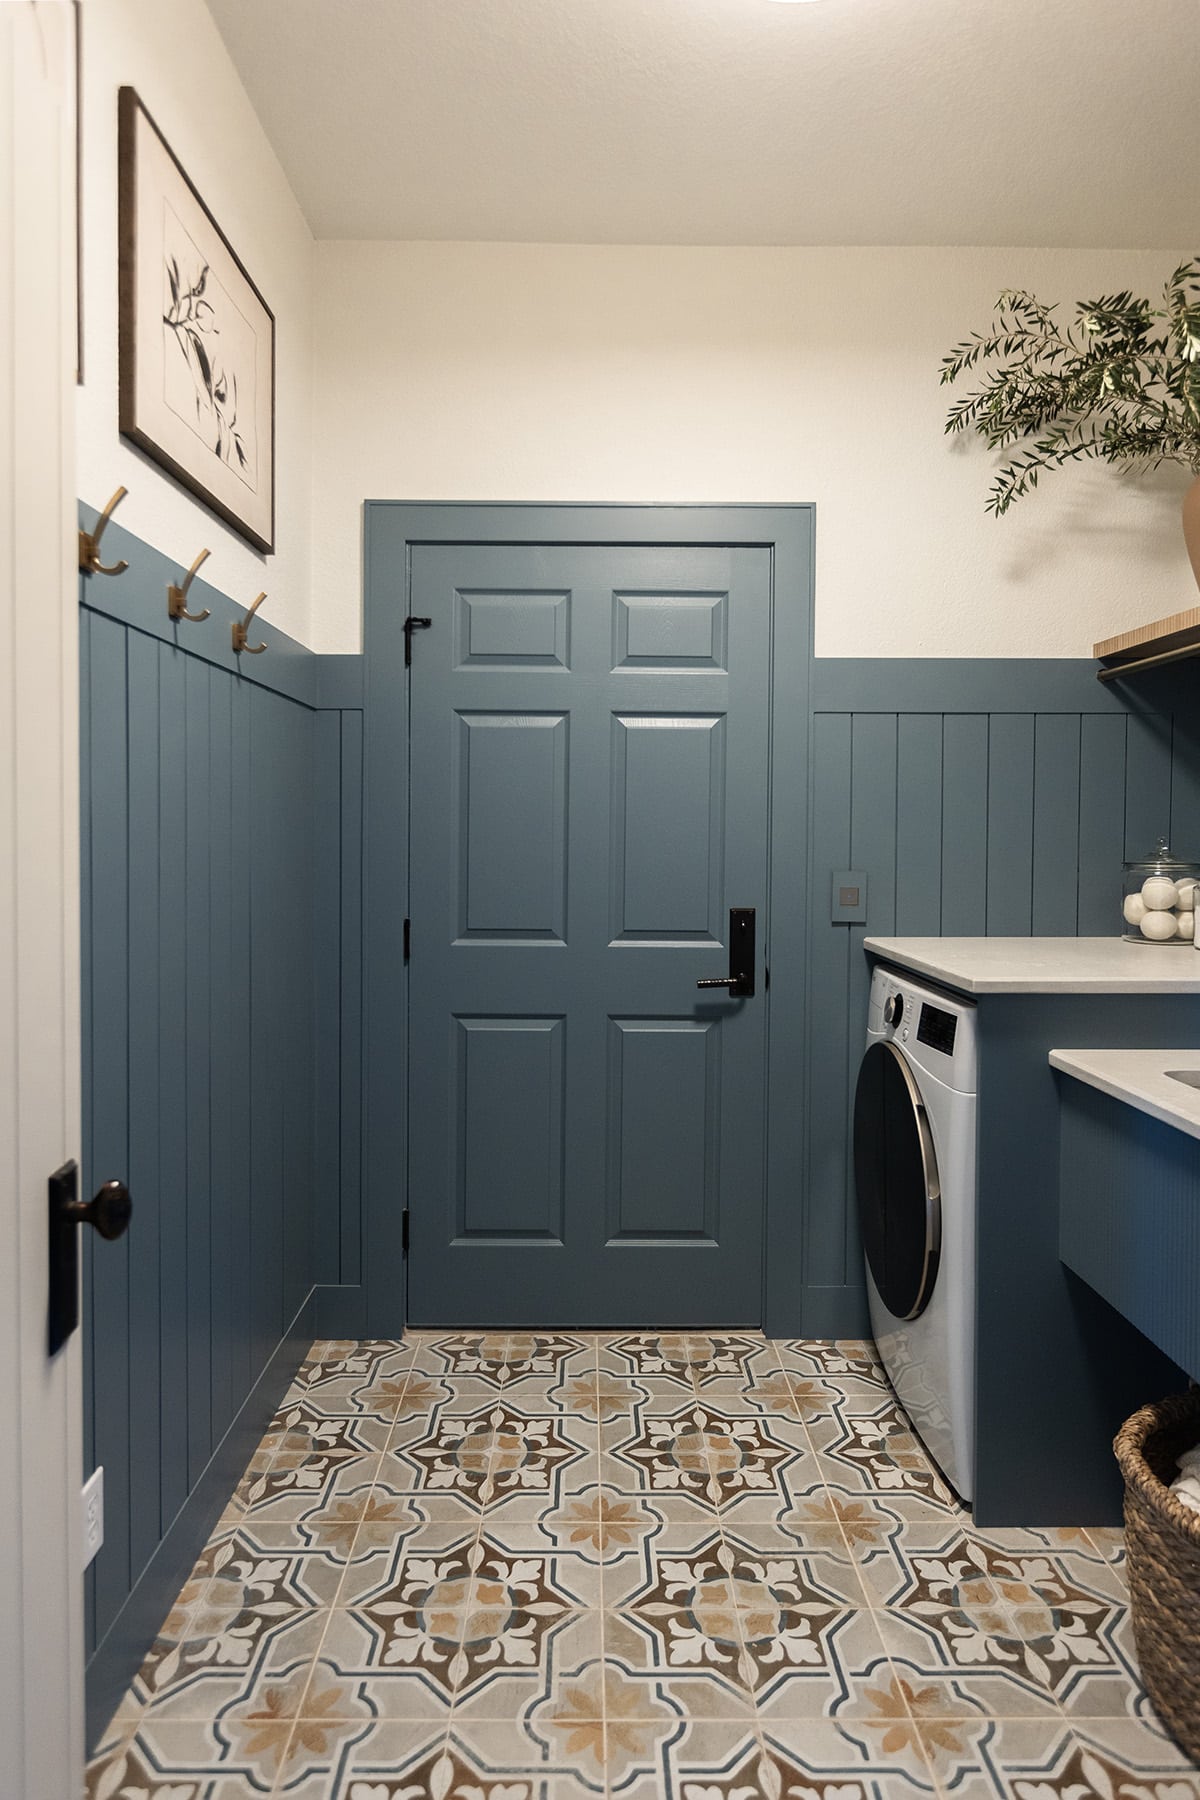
[{"left": 65, "top": 1178, "right": 133, "bottom": 1241}]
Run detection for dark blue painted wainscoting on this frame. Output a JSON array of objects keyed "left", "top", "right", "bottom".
[
  {"left": 77, "top": 502, "right": 1200, "bottom": 1730},
  {"left": 802, "top": 657, "right": 1200, "bottom": 1336},
  {"left": 78, "top": 511, "right": 364, "bottom": 1747}
]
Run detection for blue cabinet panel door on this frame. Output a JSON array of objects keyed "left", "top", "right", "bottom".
[{"left": 407, "top": 543, "right": 772, "bottom": 1325}]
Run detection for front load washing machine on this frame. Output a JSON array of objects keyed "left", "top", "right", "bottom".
[{"left": 854, "top": 965, "right": 977, "bottom": 1500}]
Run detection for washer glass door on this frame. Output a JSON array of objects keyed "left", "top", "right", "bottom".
[{"left": 853, "top": 1041, "right": 941, "bottom": 1320}]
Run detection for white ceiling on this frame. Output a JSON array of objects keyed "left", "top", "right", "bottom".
[{"left": 207, "top": 0, "right": 1200, "bottom": 247}]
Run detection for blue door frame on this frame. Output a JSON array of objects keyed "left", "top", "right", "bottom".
[{"left": 362, "top": 504, "right": 815, "bottom": 1337}]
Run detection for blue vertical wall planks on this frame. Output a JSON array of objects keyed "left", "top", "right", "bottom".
[
  {"left": 312, "top": 710, "right": 343, "bottom": 1284},
  {"left": 807, "top": 659, "right": 1200, "bottom": 1337},
  {"left": 1170, "top": 711, "right": 1200, "bottom": 859},
  {"left": 1077, "top": 713, "right": 1128, "bottom": 933},
  {"left": 1124, "top": 706, "right": 1175, "bottom": 859},
  {"left": 77, "top": 514, "right": 365, "bottom": 1748},
  {"left": 157, "top": 643, "right": 190, "bottom": 1531},
  {"left": 86, "top": 611, "right": 131, "bottom": 1646},
  {"left": 1032, "top": 714, "right": 1083, "bottom": 936},
  {"left": 985, "top": 714, "right": 1036, "bottom": 934},
  {"left": 895, "top": 715, "right": 943, "bottom": 935},
  {"left": 282, "top": 696, "right": 316, "bottom": 1327},
  {"left": 208, "top": 670, "right": 235, "bottom": 1446},
  {"left": 229, "top": 680, "right": 254, "bottom": 1405},
  {"left": 125, "top": 630, "right": 163, "bottom": 1584},
  {"left": 940, "top": 713, "right": 989, "bottom": 934},
  {"left": 249, "top": 689, "right": 286, "bottom": 1367},
  {"left": 805, "top": 714, "right": 852, "bottom": 1292},
  {"left": 185, "top": 655, "right": 213, "bottom": 1489},
  {"left": 339, "top": 712, "right": 365, "bottom": 1290}
]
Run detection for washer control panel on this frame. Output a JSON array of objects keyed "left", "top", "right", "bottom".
[{"left": 869, "top": 966, "right": 977, "bottom": 1092}]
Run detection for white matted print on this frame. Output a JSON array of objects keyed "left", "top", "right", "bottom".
[{"left": 118, "top": 87, "right": 274, "bottom": 552}]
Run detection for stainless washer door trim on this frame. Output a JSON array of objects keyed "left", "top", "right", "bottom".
[{"left": 876, "top": 1040, "right": 941, "bottom": 1322}]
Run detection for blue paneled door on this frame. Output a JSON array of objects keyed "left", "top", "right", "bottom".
[{"left": 407, "top": 543, "right": 771, "bottom": 1325}]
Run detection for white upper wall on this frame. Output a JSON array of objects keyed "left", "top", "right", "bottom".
[
  {"left": 310, "top": 241, "right": 1195, "bottom": 658},
  {"left": 77, "top": 0, "right": 315, "bottom": 646}
]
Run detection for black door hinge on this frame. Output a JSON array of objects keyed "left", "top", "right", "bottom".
[
  {"left": 403, "top": 918, "right": 411, "bottom": 963},
  {"left": 403, "top": 615, "right": 431, "bottom": 665},
  {"left": 401, "top": 1208, "right": 410, "bottom": 1254}
]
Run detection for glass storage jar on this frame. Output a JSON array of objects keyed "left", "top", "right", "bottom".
[{"left": 1122, "top": 840, "right": 1200, "bottom": 944}]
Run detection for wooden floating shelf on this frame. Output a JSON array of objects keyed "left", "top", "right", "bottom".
[{"left": 1094, "top": 604, "right": 1200, "bottom": 682}]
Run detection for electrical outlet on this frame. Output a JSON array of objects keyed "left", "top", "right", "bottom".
[{"left": 82, "top": 1466, "right": 104, "bottom": 1568}]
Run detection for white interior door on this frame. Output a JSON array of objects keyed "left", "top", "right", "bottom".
[{"left": 0, "top": 5, "right": 85, "bottom": 1795}]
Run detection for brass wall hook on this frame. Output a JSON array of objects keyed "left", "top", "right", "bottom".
[
  {"left": 167, "top": 549, "right": 212, "bottom": 623},
  {"left": 78, "top": 487, "right": 129, "bottom": 576},
  {"left": 232, "top": 591, "right": 268, "bottom": 655}
]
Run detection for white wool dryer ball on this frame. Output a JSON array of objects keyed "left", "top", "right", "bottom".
[
  {"left": 1123, "top": 892, "right": 1148, "bottom": 926},
  {"left": 1142, "top": 875, "right": 1180, "bottom": 910},
  {"left": 1140, "top": 908, "right": 1179, "bottom": 940},
  {"left": 1177, "top": 879, "right": 1197, "bottom": 911},
  {"left": 1179, "top": 911, "right": 1196, "bottom": 940}
]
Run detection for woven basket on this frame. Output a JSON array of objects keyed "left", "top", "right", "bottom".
[{"left": 1113, "top": 1389, "right": 1200, "bottom": 1762}]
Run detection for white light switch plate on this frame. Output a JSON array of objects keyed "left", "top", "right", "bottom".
[{"left": 82, "top": 1466, "right": 104, "bottom": 1567}]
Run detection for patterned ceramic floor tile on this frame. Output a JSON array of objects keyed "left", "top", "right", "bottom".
[
  {"left": 539, "top": 1485, "right": 664, "bottom": 1566},
  {"left": 597, "top": 1333, "right": 768, "bottom": 1390},
  {"left": 447, "top": 1611, "right": 607, "bottom": 1727},
  {"left": 414, "top": 1332, "right": 595, "bottom": 1388},
  {"left": 912, "top": 1713, "right": 1200, "bottom": 1800},
  {"left": 773, "top": 1340, "right": 889, "bottom": 1382},
  {"left": 670, "top": 1733, "right": 920, "bottom": 1800},
  {"left": 835, "top": 1514, "right": 1071, "bottom": 1615},
  {"left": 870, "top": 1614, "right": 1074, "bottom": 1721},
  {"left": 759, "top": 1665, "right": 944, "bottom": 1791},
  {"left": 86, "top": 1727, "right": 286, "bottom": 1798},
  {"left": 603, "top": 1399, "right": 806, "bottom": 1514},
  {"left": 809, "top": 1403, "right": 960, "bottom": 1510},
  {"left": 87, "top": 1336, "right": 1200, "bottom": 1799},
  {"left": 123, "top": 1534, "right": 352, "bottom": 1716},
  {"left": 333, "top": 1729, "right": 526, "bottom": 1800},
  {"left": 382, "top": 1401, "right": 594, "bottom": 1507},
  {"left": 605, "top": 1520, "right": 879, "bottom": 1716},
  {"left": 288, "top": 1347, "right": 418, "bottom": 1420},
  {"left": 529, "top": 1656, "right": 692, "bottom": 1791}
]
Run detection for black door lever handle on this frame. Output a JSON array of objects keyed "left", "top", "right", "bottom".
[{"left": 696, "top": 907, "right": 755, "bottom": 998}]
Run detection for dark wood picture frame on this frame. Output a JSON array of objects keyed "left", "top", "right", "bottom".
[{"left": 118, "top": 86, "right": 275, "bottom": 553}]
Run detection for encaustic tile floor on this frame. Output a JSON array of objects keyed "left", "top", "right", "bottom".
[{"left": 88, "top": 1334, "right": 1200, "bottom": 1800}]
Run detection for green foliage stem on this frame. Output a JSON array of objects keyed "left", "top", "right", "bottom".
[{"left": 941, "top": 262, "right": 1200, "bottom": 515}]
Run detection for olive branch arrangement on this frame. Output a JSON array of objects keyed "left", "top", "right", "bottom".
[{"left": 940, "top": 262, "right": 1200, "bottom": 515}]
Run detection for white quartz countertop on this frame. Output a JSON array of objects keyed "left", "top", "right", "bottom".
[
  {"left": 865, "top": 937, "right": 1200, "bottom": 994},
  {"left": 1049, "top": 1048, "right": 1200, "bottom": 1142}
]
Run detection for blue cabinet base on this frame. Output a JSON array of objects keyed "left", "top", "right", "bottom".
[
  {"left": 973, "top": 995, "right": 1194, "bottom": 1528},
  {"left": 1060, "top": 1079, "right": 1200, "bottom": 1385}
]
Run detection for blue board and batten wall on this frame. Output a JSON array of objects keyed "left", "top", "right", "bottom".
[
  {"left": 78, "top": 510, "right": 365, "bottom": 1745},
  {"left": 77, "top": 502, "right": 1200, "bottom": 1743},
  {"left": 804, "top": 656, "right": 1200, "bottom": 1335}
]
